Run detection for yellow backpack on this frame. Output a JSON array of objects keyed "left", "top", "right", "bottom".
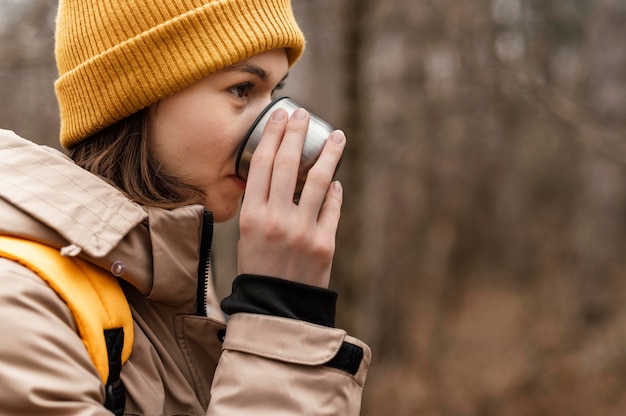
[{"left": 0, "top": 235, "right": 133, "bottom": 415}]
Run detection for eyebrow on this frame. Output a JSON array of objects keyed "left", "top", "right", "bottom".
[
  {"left": 221, "top": 62, "right": 289, "bottom": 85},
  {"left": 221, "top": 62, "right": 268, "bottom": 80}
]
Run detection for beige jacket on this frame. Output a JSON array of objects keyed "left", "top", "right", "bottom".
[{"left": 0, "top": 129, "right": 370, "bottom": 415}]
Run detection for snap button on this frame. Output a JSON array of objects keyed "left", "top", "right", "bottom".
[
  {"left": 110, "top": 261, "right": 127, "bottom": 277},
  {"left": 60, "top": 243, "right": 82, "bottom": 257}
]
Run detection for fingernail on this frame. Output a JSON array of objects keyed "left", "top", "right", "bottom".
[
  {"left": 292, "top": 109, "right": 307, "bottom": 120},
  {"left": 330, "top": 130, "right": 345, "bottom": 144},
  {"left": 271, "top": 109, "right": 287, "bottom": 121},
  {"left": 332, "top": 180, "right": 342, "bottom": 192}
]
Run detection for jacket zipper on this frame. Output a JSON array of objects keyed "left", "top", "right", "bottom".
[{"left": 196, "top": 209, "right": 214, "bottom": 317}]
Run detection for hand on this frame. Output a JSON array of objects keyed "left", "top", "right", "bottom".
[{"left": 237, "top": 107, "right": 346, "bottom": 288}]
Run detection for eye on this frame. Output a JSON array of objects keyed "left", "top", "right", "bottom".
[
  {"left": 229, "top": 82, "right": 255, "bottom": 99},
  {"left": 272, "top": 80, "right": 286, "bottom": 98}
]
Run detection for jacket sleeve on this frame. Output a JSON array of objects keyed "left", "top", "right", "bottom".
[
  {"left": 0, "top": 258, "right": 111, "bottom": 416},
  {"left": 207, "top": 275, "right": 371, "bottom": 416}
]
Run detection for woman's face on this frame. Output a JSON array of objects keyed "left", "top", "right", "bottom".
[{"left": 149, "top": 48, "right": 289, "bottom": 222}]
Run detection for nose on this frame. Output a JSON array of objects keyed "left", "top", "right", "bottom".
[
  {"left": 245, "top": 97, "right": 274, "bottom": 129},
  {"left": 258, "top": 95, "right": 274, "bottom": 114},
  {"left": 249, "top": 95, "right": 281, "bottom": 131},
  {"left": 263, "top": 93, "right": 275, "bottom": 106}
]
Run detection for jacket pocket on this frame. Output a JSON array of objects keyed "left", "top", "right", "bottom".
[{"left": 175, "top": 315, "right": 226, "bottom": 408}]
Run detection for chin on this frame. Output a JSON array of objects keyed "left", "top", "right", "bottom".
[
  {"left": 208, "top": 201, "right": 242, "bottom": 223},
  {"left": 212, "top": 211, "right": 237, "bottom": 223}
]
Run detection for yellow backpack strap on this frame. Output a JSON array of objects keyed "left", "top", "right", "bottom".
[{"left": 0, "top": 235, "right": 133, "bottom": 414}]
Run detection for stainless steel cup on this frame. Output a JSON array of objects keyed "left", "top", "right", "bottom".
[{"left": 235, "top": 97, "right": 336, "bottom": 198}]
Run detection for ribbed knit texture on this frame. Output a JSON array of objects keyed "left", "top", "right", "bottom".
[{"left": 55, "top": 0, "right": 305, "bottom": 149}]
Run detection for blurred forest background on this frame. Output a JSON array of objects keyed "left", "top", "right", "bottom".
[{"left": 2, "top": 0, "right": 626, "bottom": 415}]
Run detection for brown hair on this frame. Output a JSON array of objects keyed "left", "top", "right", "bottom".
[{"left": 67, "top": 108, "right": 205, "bottom": 209}]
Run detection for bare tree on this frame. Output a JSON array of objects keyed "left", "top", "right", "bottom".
[
  {"left": 3, "top": 1, "right": 626, "bottom": 414},
  {"left": 0, "top": 1, "right": 58, "bottom": 146}
]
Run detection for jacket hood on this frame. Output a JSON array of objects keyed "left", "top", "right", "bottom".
[{"left": 0, "top": 129, "right": 207, "bottom": 308}]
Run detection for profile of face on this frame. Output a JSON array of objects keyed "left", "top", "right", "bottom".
[{"left": 149, "top": 48, "right": 289, "bottom": 222}]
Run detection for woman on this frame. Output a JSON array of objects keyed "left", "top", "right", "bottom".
[{"left": 0, "top": 0, "right": 370, "bottom": 414}]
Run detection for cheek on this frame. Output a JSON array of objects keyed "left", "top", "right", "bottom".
[
  {"left": 151, "top": 106, "right": 216, "bottom": 164},
  {"left": 149, "top": 99, "right": 255, "bottom": 183},
  {"left": 208, "top": 116, "right": 253, "bottom": 165}
]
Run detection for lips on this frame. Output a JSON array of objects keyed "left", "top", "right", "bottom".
[{"left": 229, "top": 174, "right": 247, "bottom": 190}]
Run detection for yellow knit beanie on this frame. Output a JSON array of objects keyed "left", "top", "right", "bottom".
[{"left": 55, "top": 0, "right": 306, "bottom": 149}]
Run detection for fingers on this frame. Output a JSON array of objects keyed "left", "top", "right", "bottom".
[
  {"left": 316, "top": 179, "right": 343, "bottom": 237},
  {"left": 267, "top": 109, "right": 309, "bottom": 204},
  {"left": 237, "top": 109, "right": 345, "bottom": 289},
  {"left": 244, "top": 108, "right": 310, "bottom": 206},
  {"left": 244, "top": 107, "right": 345, "bottom": 227},
  {"left": 298, "top": 130, "right": 346, "bottom": 220},
  {"left": 242, "top": 108, "right": 288, "bottom": 206}
]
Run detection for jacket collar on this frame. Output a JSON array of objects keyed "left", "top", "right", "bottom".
[
  {"left": 0, "top": 129, "right": 146, "bottom": 258},
  {"left": 0, "top": 129, "right": 208, "bottom": 308}
]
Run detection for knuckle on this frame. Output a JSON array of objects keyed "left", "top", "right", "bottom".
[
  {"left": 239, "top": 212, "right": 260, "bottom": 235},
  {"left": 304, "top": 167, "right": 330, "bottom": 187},
  {"left": 262, "top": 214, "right": 288, "bottom": 241},
  {"left": 266, "top": 119, "right": 286, "bottom": 132},
  {"left": 272, "top": 152, "right": 295, "bottom": 171},
  {"left": 282, "top": 223, "right": 312, "bottom": 252},
  {"left": 250, "top": 149, "right": 274, "bottom": 168},
  {"left": 311, "top": 239, "right": 335, "bottom": 259},
  {"left": 286, "top": 120, "right": 309, "bottom": 135},
  {"left": 324, "top": 192, "right": 343, "bottom": 210}
]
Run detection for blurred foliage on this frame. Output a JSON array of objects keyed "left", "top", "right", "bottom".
[
  {"left": 2, "top": 0, "right": 626, "bottom": 415},
  {"left": 0, "top": 0, "right": 58, "bottom": 144}
]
